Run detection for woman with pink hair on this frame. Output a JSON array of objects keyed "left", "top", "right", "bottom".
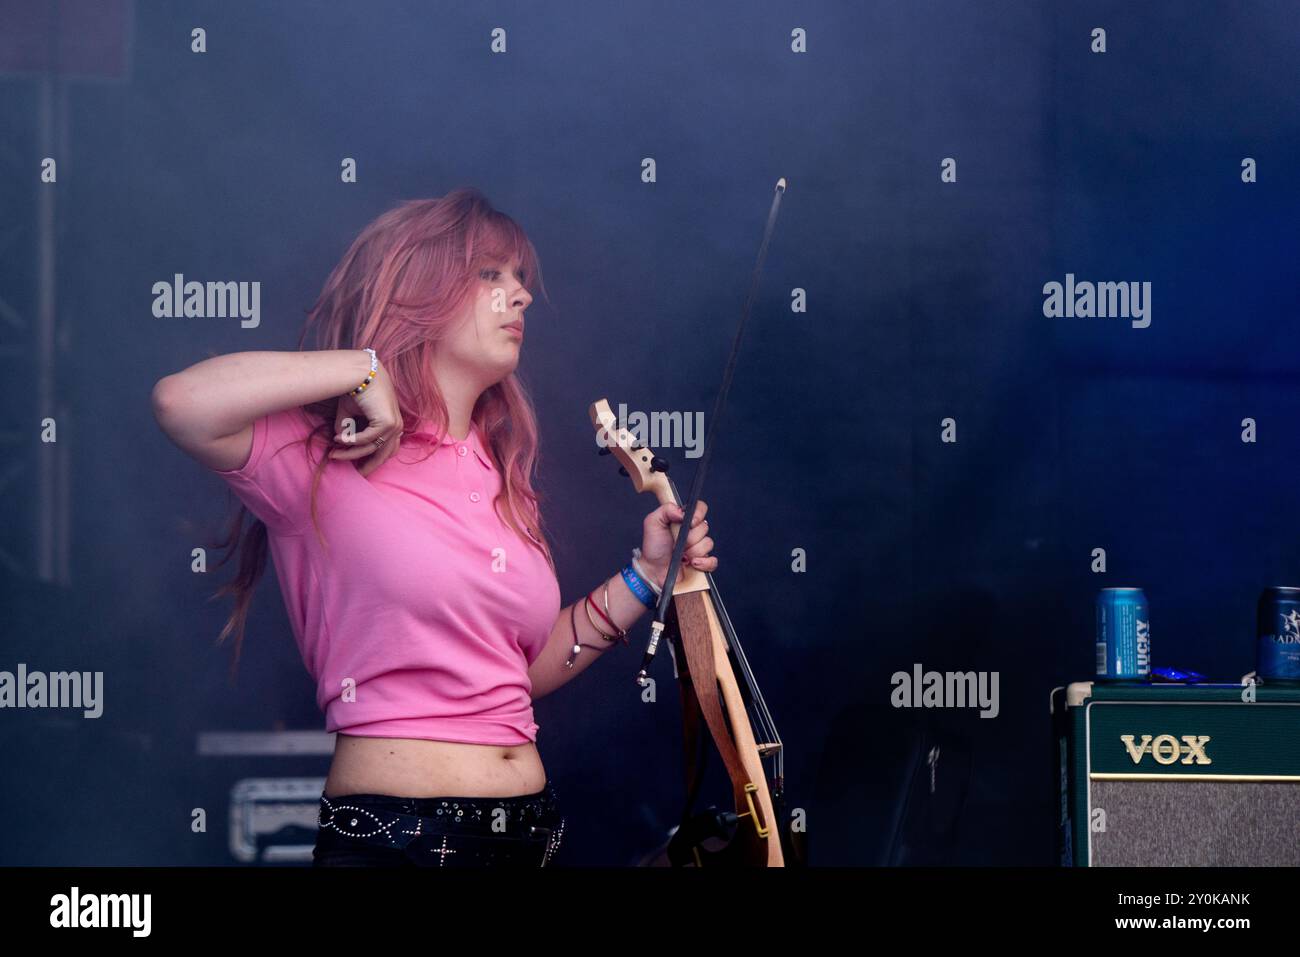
[{"left": 152, "top": 188, "right": 716, "bottom": 867}]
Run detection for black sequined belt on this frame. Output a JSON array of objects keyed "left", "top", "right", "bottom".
[{"left": 315, "top": 780, "right": 565, "bottom": 867}]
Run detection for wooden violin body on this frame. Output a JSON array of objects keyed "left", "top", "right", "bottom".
[{"left": 591, "top": 399, "right": 802, "bottom": 867}]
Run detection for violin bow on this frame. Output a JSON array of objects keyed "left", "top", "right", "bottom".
[{"left": 589, "top": 178, "right": 798, "bottom": 866}]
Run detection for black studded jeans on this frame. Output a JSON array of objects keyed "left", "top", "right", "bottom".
[{"left": 312, "top": 779, "right": 566, "bottom": 867}]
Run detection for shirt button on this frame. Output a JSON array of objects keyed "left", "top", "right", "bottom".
[
  {"left": 469, "top": 491, "right": 481, "bottom": 503},
  {"left": 457, "top": 446, "right": 468, "bottom": 456}
]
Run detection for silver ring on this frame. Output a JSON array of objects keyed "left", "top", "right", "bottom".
[{"left": 374, "top": 435, "right": 387, "bottom": 446}]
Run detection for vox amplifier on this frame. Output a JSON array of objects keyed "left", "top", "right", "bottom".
[{"left": 1051, "top": 680, "right": 1300, "bottom": 866}]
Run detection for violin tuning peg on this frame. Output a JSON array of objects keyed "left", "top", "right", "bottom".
[
  {"left": 618, "top": 466, "right": 630, "bottom": 477},
  {"left": 597, "top": 446, "right": 612, "bottom": 456},
  {"left": 650, "top": 456, "right": 669, "bottom": 473}
]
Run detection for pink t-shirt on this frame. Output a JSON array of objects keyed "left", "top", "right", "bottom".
[{"left": 211, "top": 405, "right": 561, "bottom": 745}]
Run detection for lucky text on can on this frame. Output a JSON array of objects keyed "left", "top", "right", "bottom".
[{"left": 1096, "top": 587, "right": 1150, "bottom": 680}]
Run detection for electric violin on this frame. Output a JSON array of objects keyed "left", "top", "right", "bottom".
[{"left": 588, "top": 178, "right": 805, "bottom": 867}]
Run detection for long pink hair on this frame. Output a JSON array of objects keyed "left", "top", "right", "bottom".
[{"left": 210, "top": 188, "right": 555, "bottom": 678}]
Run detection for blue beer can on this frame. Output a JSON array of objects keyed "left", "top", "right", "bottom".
[
  {"left": 1095, "top": 587, "right": 1150, "bottom": 681},
  {"left": 1256, "top": 586, "right": 1300, "bottom": 684}
]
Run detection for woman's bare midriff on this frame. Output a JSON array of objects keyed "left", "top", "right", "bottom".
[{"left": 323, "top": 734, "right": 547, "bottom": 799}]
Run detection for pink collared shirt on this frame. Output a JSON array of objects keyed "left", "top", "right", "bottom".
[{"left": 211, "top": 406, "right": 561, "bottom": 745}]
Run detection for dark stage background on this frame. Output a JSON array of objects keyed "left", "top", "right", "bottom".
[{"left": 2, "top": 0, "right": 1298, "bottom": 865}]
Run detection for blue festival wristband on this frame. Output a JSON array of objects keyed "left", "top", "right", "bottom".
[{"left": 620, "top": 564, "right": 657, "bottom": 609}]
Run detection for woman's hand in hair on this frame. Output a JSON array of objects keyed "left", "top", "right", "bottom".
[
  {"left": 637, "top": 499, "right": 715, "bottom": 589},
  {"left": 328, "top": 357, "right": 402, "bottom": 477}
]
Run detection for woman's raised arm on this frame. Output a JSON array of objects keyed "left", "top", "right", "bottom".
[{"left": 151, "top": 349, "right": 373, "bottom": 471}]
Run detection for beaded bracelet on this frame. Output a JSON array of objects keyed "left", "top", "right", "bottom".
[{"left": 350, "top": 347, "right": 379, "bottom": 396}]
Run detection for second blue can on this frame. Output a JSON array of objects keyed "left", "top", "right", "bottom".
[
  {"left": 1257, "top": 586, "right": 1300, "bottom": 684},
  {"left": 1096, "top": 587, "right": 1151, "bottom": 681}
]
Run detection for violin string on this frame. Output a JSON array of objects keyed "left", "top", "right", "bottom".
[
  {"left": 709, "top": 587, "right": 784, "bottom": 802},
  {"left": 665, "top": 474, "right": 782, "bottom": 778},
  {"left": 707, "top": 581, "right": 780, "bottom": 754}
]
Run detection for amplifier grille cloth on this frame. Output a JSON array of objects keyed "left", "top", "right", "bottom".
[{"left": 1090, "top": 781, "right": 1300, "bottom": 866}]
